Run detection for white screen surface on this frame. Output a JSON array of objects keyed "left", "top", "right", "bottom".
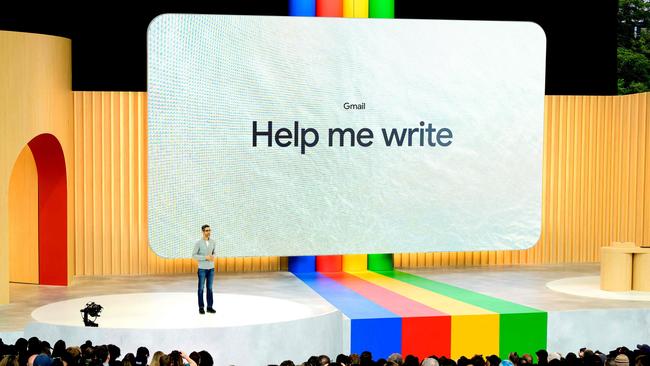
[{"left": 147, "top": 14, "right": 546, "bottom": 258}]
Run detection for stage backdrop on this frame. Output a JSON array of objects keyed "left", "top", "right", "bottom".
[
  {"left": 2, "top": 38, "right": 647, "bottom": 302},
  {"left": 70, "top": 92, "right": 650, "bottom": 276}
]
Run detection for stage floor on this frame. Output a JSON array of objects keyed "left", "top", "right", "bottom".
[
  {"left": 1, "top": 264, "right": 650, "bottom": 363},
  {"left": 2, "top": 271, "right": 336, "bottom": 332}
]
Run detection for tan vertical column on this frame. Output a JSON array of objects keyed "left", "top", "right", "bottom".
[
  {"left": 600, "top": 247, "right": 633, "bottom": 291},
  {"left": 632, "top": 251, "right": 650, "bottom": 291}
]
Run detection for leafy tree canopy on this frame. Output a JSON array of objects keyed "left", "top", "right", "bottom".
[{"left": 618, "top": 0, "right": 650, "bottom": 94}]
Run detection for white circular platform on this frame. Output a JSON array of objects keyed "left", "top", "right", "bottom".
[
  {"left": 546, "top": 276, "right": 650, "bottom": 301},
  {"left": 25, "top": 292, "right": 345, "bottom": 366},
  {"left": 31, "top": 292, "right": 322, "bottom": 328}
]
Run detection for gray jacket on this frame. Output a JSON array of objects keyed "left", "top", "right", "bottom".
[{"left": 192, "top": 239, "right": 216, "bottom": 269}]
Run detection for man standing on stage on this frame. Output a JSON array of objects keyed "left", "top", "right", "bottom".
[{"left": 192, "top": 224, "right": 216, "bottom": 314}]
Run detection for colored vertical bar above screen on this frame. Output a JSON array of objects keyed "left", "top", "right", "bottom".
[
  {"left": 368, "top": 254, "right": 394, "bottom": 271},
  {"left": 343, "top": 0, "right": 354, "bottom": 17},
  {"left": 316, "top": 255, "right": 342, "bottom": 272},
  {"left": 316, "top": 0, "right": 343, "bottom": 16},
  {"left": 289, "top": 0, "right": 317, "bottom": 16},
  {"left": 314, "top": 0, "right": 344, "bottom": 273},
  {"left": 369, "top": 0, "right": 394, "bottom": 18},
  {"left": 288, "top": 256, "right": 316, "bottom": 273},
  {"left": 340, "top": 0, "right": 369, "bottom": 272},
  {"left": 354, "top": 0, "right": 369, "bottom": 17},
  {"left": 287, "top": 0, "right": 317, "bottom": 272},
  {"left": 366, "top": 0, "right": 395, "bottom": 272},
  {"left": 343, "top": 254, "right": 368, "bottom": 272},
  {"left": 343, "top": 0, "right": 368, "bottom": 18}
]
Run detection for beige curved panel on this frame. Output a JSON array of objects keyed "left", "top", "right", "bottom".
[
  {"left": 633, "top": 252, "right": 650, "bottom": 291},
  {"left": 0, "top": 31, "right": 73, "bottom": 304},
  {"left": 600, "top": 247, "right": 633, "bottom": 291},
  {"left": 8, "top": 145, "right": 39, "bottom": 284}
]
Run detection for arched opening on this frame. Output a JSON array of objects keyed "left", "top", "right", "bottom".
[{"left": 8, "top": 133, "right": 68, "bottom": 286}]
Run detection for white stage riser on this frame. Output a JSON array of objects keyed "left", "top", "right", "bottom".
[
  {"left": 0, "top": 309, "right": 650, "bottom": 365},
  {"left": 23, "top": 312, "right": 348, "bottom": 366},
  {"left": 5, "top": 308, "right": 650, "bottom": 362},
  {"left": 547, "top": 309, "right": 650, "bottom": 354}
]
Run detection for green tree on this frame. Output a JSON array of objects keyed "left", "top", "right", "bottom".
[{"left": 618, "top": 0, "right": 650, "bottom": 94}]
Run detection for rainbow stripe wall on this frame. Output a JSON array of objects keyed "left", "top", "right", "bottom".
[{"left": 295, "top": 269, "right": 547, "bottom": 360}]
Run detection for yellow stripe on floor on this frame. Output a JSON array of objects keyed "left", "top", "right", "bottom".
[{"left": 351, "top": 271, "right": 492, "bottom": 315}]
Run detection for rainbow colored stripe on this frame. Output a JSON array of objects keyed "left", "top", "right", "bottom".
[{"left": 295, "top": 270, "right": 547, "bottom": 360}]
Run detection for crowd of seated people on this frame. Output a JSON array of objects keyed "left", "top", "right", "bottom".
[
  {"left": 0, "top": 338, "right": 211, "bottom": 366},
  {"left": 0, "top": 337, "right": 648, "bottom": 366},
  {"left": 279, "top": 346, "right": 650, "bottom": 366}
]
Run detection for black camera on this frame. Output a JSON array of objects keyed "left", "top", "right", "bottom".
[{"left": 80, "top": 301, "right": 103, "bottom": 327}]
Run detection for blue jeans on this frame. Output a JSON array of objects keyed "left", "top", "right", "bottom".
[{"left": 197, "top": 268, "right": 214, "bottom": 309}]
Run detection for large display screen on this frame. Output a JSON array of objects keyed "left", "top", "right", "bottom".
[{"left": 147, "top": 14, "right": 546, "bottom": 257}]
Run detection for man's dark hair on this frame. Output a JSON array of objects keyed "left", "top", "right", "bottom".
[
  {"left": 134, "top": 347, "right": 149, "bottom": 366},
  {"left": 168, "top": 351, "right": 183, "bottom": 366},
  {"left": 136, "top": 347, "right": 149, "bottom": 360},
  {"left": 280, "top": 361, "right": 295, "bottom": 366},
  {"left": 27, "top": 337, "right": 41, "bottom": 356},
  {"left": 82, "top": 345, "right": 95, "bottom": 365},
  {"left": 471, "top": 355, "right": 486, "bottom": 366},
  {"left": 509, "top": 353, "right": 520, "bottom": 366},
  {"left": 487, "top": 355, "right": 502, "bottom": 366},
  {"left": 307, "top": 356, "right": 319, "bottom": 366},
  {"left": 318, "top": 355, "right": 330, "bottom": 366},
  {"left": 201, "top": 225, "right": 210, "bottom": 231},
  {"left": 9, "top": 346, "right": 19, "bottom": 357},
  {"left": 15, "top": 338, "right": 27, "bottom": 353},
  {"left": 41, "top": 341, "right": 52, "bottom": 356},
  {"left": 61, "top": 349, "right": 76, "bottom": 366},
  {"left": 107, "top": 345, "right": 121, "bottom": 366},
  {"left": 189, "top": 352, "right": 200, "bottom": 366},
  {"left": 198, "top": 351, "right": 213, "bottom": 366},
  {"left": 52, "top": 340, "right": 67, "bottom": 359},
  {"left": 637, "top": 355, "right": 650, "bottom": 366},
  {"left": 404, "top": 355, "right": 419, "bottom": 366},
  {"left": 335, "top": 355, "right": 349, "bottom": 365},
  {"left": 95, "top": 346, "right": 109, "bottom": 364},
  {"left": 360, "top": 351, "right": 373, "bottom": 366}
]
